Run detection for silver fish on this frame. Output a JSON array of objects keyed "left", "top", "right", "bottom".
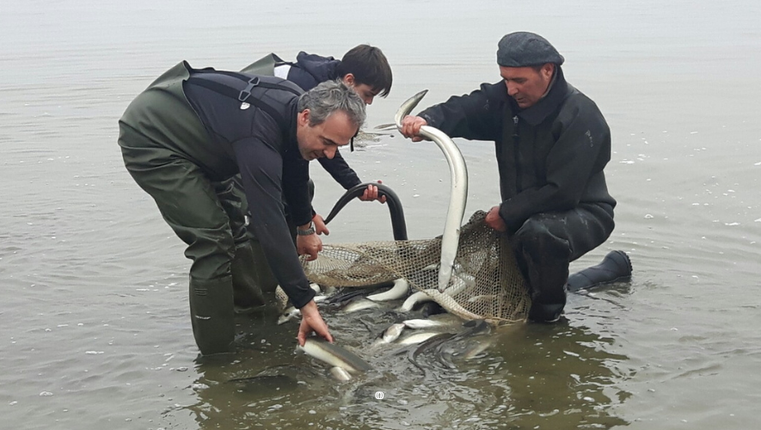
[
  {"left": 369, "top": 322, "right": 406, "bottom": 349},
  {"left": 440, "top": 319, "right": 494, "bottom": 362},
  {"left": 374, "top": 122, "right": 397, "bottom": 130},
  {"left": 400, "top": 287, "right": 484, "bottom": 320},
  {"left": 400, "top": 290, "right": 433, "bottom": 312},
  {"left": 341, "top": 298, "right": 381, "bottom": 313},
  {"left": 396, "top": 331, "right": 444, "bottom": 346},
  {"left": 274, "top": 283, "right": 323, "bottom": 311},
  {"left": 399, "top": 273, "right": 475, "bottom": 312},
  {"left": 329, "top": 366, "right": 353, "bottom": 381},
  {"left": 459, "top": 338, "right": 494, "bottom": 361},
  {"left": 298, "top": 338, "right": 372, "bottom": 375},
  {"left": 277, "top": 307, "right": 301, "bottom": 325},
  {"left": 367, "top": 278, "right": 410, "bottom": 302},
  {"left": 277, "top": 295, "right": 328, "bottom": 324},
  {"left": 468, "top": 294, "right": 497, "bottom": 303},
  {"left": 402, "top": 318, "right": 448, "bottom": 330},
  {"left": 381, "top": 322, "right": 407, "bottom": 343}
]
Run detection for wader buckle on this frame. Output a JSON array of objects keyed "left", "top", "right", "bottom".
[{"left": 238, "top": 77, "right": 260, "bottom": 102}]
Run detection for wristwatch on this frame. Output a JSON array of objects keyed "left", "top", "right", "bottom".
[{"left": 296, "top": 222, "right": 316, "bottom": 236}]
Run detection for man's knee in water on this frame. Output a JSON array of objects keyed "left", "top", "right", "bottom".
[
  {"left": 512, "top": 215, "right": 570, "bottom": 323},
  {"left": 512, "top": 214, "right": 571, "bottom": 261}
]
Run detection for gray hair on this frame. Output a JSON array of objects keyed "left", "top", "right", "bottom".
[{"left": 298, "top": 79, "right": 366, "bottom": 129}]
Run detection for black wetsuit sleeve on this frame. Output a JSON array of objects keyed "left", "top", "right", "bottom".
[
  {"left": 317, "top": 149, "right": 362, "bottom": 190},
  {"left": 282, "top": 154, "right": 313, "bottom": 226},
  {"left": 418, "top": 82, "right": 506, "bottom": 141},
  {"left": 232, "top": 136, "right": 315, "bottom": 309}
]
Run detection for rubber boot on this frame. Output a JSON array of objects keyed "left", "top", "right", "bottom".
[
  {"left": 248, "top": 239, "right": 278, "bottom": 296},
  {"left": 566, "top": 250, "right": 632, "bottom": 292},
  {"left": 189, "top": 276, "right": 235, "bottom": 355},
  {"left": 231, "top": 242, "right": 266, "bottom": 313},
  {"left": 527, "top": 302, "right": 566, "bottom": 323}
]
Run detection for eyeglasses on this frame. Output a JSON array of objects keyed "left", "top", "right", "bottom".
[{"left": 350, "top": 130, "right": 358, "bottom": 152}]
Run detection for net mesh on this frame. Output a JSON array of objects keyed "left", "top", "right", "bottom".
[{"left": 302, "top": 210, "right": 532, "bottom": 323}]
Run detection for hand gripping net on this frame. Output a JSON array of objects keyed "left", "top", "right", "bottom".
[{"left": 302, "top": 211, "right": 531, "bottom": 323}]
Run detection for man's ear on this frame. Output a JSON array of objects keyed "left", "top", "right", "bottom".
[
  {"left": 298, "top": 109, "right": 310, "bottom": 126},
  {"left": 342, "top": 73, "right": 356, "bottom": 87},
  {"left": 541, "top": 63, "right": 555, "bottom": 80}
]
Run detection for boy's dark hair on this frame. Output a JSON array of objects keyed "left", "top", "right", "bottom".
[{"left": 335, "top": 44, "right": 393, "bottom": 98}]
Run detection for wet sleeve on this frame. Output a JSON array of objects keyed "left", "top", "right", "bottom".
[
  {"left": 282, "top": 154, "right": 313, "bottom": 226},
  {"left": 317, "top": 149, "right": 362, "bottom": 190},
  {"left": 233, "top": 137, "right": 315, "bottom": 309},
  {"left": 499, "top": 102, "right": 611, "bottom": 232},
  {"left": 418, "top": 82, "right": 505, "bottom": 141}
]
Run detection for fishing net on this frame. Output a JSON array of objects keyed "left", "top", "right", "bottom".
[{"left": 301, "top": 210, "right": 531, "bottom": 323}]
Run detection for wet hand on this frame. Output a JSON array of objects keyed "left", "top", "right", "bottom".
[
  {"left": 485, "top": 206, "right": 507, "bottom": 232},
  {"left": 312, "top": 214, "right": 329, "bottom": 235},
  {"left": 358, "top": 182, "right": 387, "bottom": 204},
  {"left": 400, "top": 115, "right": 428, "bottom": 142},
  {"left": 297, "top": 300, "right": 333, "bottom": 346},
  {"left": 296, "top": 232, "right": 323, "bottom": 261}
]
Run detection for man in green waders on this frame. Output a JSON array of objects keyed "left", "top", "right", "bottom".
[
  {"left": 118, "top": 61, "right": 365, "bottom": 354},
  {"left": 224, "top": 46, "right": 393, "bottom": 297}
]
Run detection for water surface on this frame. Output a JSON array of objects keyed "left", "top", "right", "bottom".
[{"left": 2, "top": 1, "right": 760, "bottom": 429}]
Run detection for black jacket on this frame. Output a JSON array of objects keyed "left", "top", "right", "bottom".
[
  {"left": 419, "top": 67, "right": 616, "bottom": 233},
  {"left": 284, "top": 52, "right": 361, "bottom": 189},
  {"left": 285, "top": 52, "right": 340, "bottom": 92},
  {"left": 181, "top": 63, "right": 315, "bottom": 308}
]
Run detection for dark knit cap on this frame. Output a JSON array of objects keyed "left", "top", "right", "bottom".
[{"left": 497, "top": 32, "right": 565, "bottom": 67}]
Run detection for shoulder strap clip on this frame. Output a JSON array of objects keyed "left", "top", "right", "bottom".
[{"left": 238, "top": 77, "right": 261, "bottom": 102}]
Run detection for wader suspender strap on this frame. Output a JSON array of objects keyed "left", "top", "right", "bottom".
[
  {"left": 187, "top": 71, "right": 300, "bottom": 135},
  {"left": 223, "top": 72, "right": 356, "bottom": 153},
  {"left": 214, "top": 70, "right": 302, "bottom": 96}
]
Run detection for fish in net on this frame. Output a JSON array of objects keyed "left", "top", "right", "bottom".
[{"left": 301, "top": 210, "right": 531, "bottom": 323}]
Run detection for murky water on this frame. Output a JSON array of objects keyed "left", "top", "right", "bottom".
[{"left": 2, "top": 0, "right": 761, "bottom": 429}]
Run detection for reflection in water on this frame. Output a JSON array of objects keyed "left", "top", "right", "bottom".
[
  {"left": 494, "top": 321, "right": 631, "bottom": 429},
  {"left": 181, "top": 306, "right": 631, "bottom": 429}
]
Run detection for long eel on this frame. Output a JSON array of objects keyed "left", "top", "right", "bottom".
[{"left": 394, "top": 90, "right": 468, "bottom": 292}]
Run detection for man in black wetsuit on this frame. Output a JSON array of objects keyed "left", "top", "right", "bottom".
[
  {"left": 118, "top": 61, "right": 365, "bottom": 355},
  {"left": 400, "top": 32, "right": 616, "bottom": 323}
]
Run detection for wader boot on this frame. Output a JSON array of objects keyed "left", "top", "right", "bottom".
[
  {"left": 189, "top": 276, "right": 235, "bottom": 355},
  {"left": 518, "top": 246, "right": 569, "bottom": 323},
  {"left": 511, "top": 206, "right": 616, "bottom": 323},
  {"left": 566, "top": 250, "right": 632, "bottom": 292},
  {"left": 231, "top": 242, "right": 266, "bottom": 312},
  {"left": 248, "top": 239, "right": 278, "bottom": 296},
  {"left": 511, "top": 216, "right": 571, "bottom": 324},
  {"left": 238, "top": 178, "right": 317, "bottom": 300}
]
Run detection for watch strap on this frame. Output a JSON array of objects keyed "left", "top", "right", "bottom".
[{"left": 296, "top": 223, "right": 316, "bottom": 236}]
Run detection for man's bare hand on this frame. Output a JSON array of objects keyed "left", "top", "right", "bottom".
[
  {"left": 485, "top": 206, "right": 507, "bottom": 232},
  {"left": 400, "top": 115, "right": 429, "bottom": 142},
  {"left": 358, "top": 182, "right": 387, "bottom": 204},
  {"left": 297, "top": 300, "right": 333, "bottom": 346},
  {"left": 296, "top": 231, "right": 322, "bottom": 261},
  {"left": 312, "top": 214, "right": 329, "bottom": 235}
]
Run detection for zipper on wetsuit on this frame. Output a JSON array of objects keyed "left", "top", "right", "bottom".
[{"left": 512, "top": 115, "right": 522, "bottom": 192}]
